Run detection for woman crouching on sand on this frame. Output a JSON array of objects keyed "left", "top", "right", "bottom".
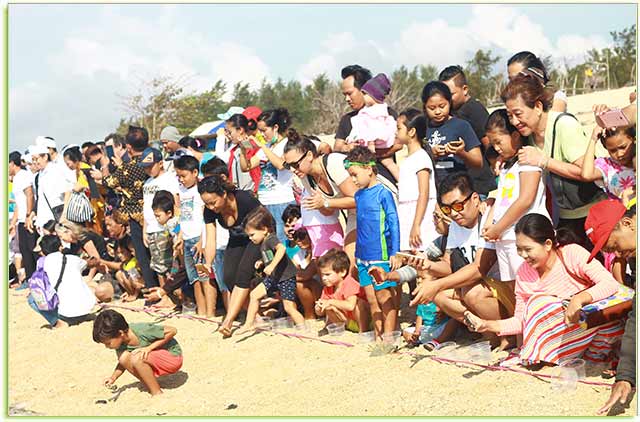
[{"left": 463, "top": 213, "right": 627, "bottom": 368}]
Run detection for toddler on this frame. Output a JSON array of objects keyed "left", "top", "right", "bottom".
[
  {"left": 114, "top": 237, "right": 143, "bottom": 302},
  {"left": 237, "top": 207, "right": 305, "bottom": 334},
  {"left": 348, "top": 73, "right": 399, "bottom": 181}
]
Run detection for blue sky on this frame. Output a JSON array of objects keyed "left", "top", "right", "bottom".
[{"left": 9, "top": 3, "right": 637, "bottom": 152}]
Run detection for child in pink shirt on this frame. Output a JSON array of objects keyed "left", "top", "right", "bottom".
[{"left": 315, "top": 248, "right": 369, "bottom": 333}]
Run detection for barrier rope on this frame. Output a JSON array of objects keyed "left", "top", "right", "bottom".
[{"left": 99, "top": 303, "right": 613, "bottom": 388}]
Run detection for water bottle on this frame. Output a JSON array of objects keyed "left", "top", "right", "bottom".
[{"left": 419, "top": 324, "right": 440, "bottom": 344}]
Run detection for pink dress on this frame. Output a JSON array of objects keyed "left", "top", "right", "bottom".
[{"left": 347, "top": 103, "right": 396, "bottom": 149}]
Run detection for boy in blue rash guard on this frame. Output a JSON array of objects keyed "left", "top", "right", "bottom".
[{"left": 345, "top": 146, "right": 401, "bottom": 338}]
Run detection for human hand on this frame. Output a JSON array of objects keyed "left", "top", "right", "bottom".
[
  {"left": 26, "top": 216, "right": 34, "bottom": 233},
  {"left": 254, "top": 260, "right": 264, "bottom": 270},
  {"left": 482, "top": 224, "right": 501, "bottom": 242},
  {"left": 493, "top": 158, "right": 503, "bottom": 176},
  {"left": 621, "top": 186, "right": 636, "bottom": 207},
  {"left": 445, "top": 138, "right": 465, "bottom": 155},
  {"left": 9, "top": 224, "right": 15, "bottom": 238},
  {"left": 593, "top": 104, "right": 611, "bottom": 127},
  {"left": 90, "top": 168, "right": 103, "bottom": 181},
  {"left": 301, "top": 189, "right": 325, "bottom": 210},
  {"left": 132, "top": 346, "right": 153, "bottom": 361},
  {"left": 103, "top": 376, "right": 116, "bottom": 387},
  {"left": 596, "top": 380, "right": 633, "bottom": 415},
  {"left": 564, "top": 296, "right": 583, "bottom": 326},
  {"left": 389, "top": 255, "right": 401, "bottom": 271},
  {"left": 431, "top": 144, "right": 447, "bottom": 158},
  {"left": 192, "top": 241, "right": 204, "bottom": 262},
  {"left": 143, "top": 287, "right": 165, "bottom": 301},
  {"left": 142, "top": 232, "right": 149, "bottom": 248},
  {"left": 111, "top": 153, "right": 123, "bottom": 167},
  {"left": 409, "top": 225, "right": 422, "bottom": 249},
  {"left": 264, "top": 263, "right": 275, "bottom": 276},
  {"left": 409, "top": 280, "right": 440, "bottom": 307},
  {"left": 517, "top": 146, "right": 544, "bottom": 167}
]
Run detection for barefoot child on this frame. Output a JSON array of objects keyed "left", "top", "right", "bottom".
[
  {"left": 315, "top": 248, "right": 370, "bottom": 333},
  {"left": 93, "top": 309, "right": 183, "bottom": 396},
  {"left": 481, "top": 109, "right": 547, "bottom": 293},
  {"left": 114, "top": 237, "right": 144, "bottom": 302},
  {"left": 345, "top": 146, "right": 401, "bottom": 338},
  {"left": 237, "top": 207, "right": 305, "bottom": 333}
]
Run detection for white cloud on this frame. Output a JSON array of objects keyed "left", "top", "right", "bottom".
[{"left": 297, "top": 4, "right": 611, "bottom": 86}]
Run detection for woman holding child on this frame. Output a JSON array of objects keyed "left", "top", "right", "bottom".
[{"left": 463, "top": 213, "right": 626, "bottom": 367}]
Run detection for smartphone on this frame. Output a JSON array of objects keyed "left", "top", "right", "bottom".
[
  {"left": 241, "top": 139, "right": 254, "bottom": 149},
  {"left": 140, "top": 288, "right": 151, "bottom": 295},
  {"left": 448, "top": 139, "right": 464, "bottom": 148},
  {"left": 105, "top": 145, "right": 115, "bottom": 159},
  {"left": 597, "top": 109, "right": 630, "bottom": 128}
]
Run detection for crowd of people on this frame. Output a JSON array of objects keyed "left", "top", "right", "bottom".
[{"left": 9, "top": 52, "right": 637, "bottom": 412}]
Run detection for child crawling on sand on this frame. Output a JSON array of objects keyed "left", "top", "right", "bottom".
[{"left": 93, "top": 309, "right": 183, "bottom": 396}]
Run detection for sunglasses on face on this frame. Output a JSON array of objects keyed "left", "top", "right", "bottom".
[
  {"left": 439, "top": 192, "right": 473, "bottom": 215},
  {"left": 284, "top": 152, "right": 307, "bottom": 171}
]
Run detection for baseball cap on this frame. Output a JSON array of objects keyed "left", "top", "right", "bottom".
[
  {"left": 217, "top": 106, "right": 245, "bottom": 121},
  {"left": 159, "top": 126, "right": 181, "bottom": 143},
  {"left": 23, "top": 153, "right": 33, "bottom": 164},
  {"left": 584, "top": 199, "right": 628, "bottom": 262},
  {"left": 242, "top": 106, "right": 262, "bottom": 122},
  {"left": 137, "top": 147, "right": 163, "bottom": 167},
  {"left": 35, "top": 136, "right": 56, "bottom": 149}
]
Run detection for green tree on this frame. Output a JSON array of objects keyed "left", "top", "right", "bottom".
[
  {"left": 465, "top": 49, "right": 501, "bottom": 104},
  {"left": 229, "top": 82, "right": 258, "bottom": 107},
  {"left": 387, "top": 65, "right": 437, "bottom": 112},
  {"left": 172, "top": 80, "right": 227, "bottom": 135}
]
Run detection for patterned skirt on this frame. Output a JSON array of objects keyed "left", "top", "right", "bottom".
[{"left": 520, "top": 294, "right": 625, "bottom": 365}]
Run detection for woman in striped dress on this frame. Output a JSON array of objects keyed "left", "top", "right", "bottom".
[{"left": 463, "top": 213, "right": 626, "bottom": 366}]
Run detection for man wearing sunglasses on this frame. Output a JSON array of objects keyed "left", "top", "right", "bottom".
[{"left": 410, "top": 172, "right": 515, "bottom": 351}]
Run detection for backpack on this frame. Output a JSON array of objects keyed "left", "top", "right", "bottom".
[{"left": 28, "top": 254, "right": 67, "bottom": 311}]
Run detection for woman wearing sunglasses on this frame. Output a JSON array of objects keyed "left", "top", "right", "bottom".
[
  {"left": 410, "top": 172, "right": 516, "bottom": 351},
  {"left": 282, "top": 130, "right": 358, "bottom": 273}
]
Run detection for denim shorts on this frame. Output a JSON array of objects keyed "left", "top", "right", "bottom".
[
  {"left": 212, "top": 248, "right": 228, "bottom": 292},
  {"left": 356, "top": 260, "right": 396, "bottom": 291},
  {"left": 183, "top": 236, "right": 201, "bottom": 285}
]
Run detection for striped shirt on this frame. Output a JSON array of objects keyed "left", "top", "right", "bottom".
[{"left": 499, "top": 244, "right": 620, "bottom": 336}]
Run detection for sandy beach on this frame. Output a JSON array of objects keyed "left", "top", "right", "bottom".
[{"left": 8, "top": 87, "right": 637, "bottom": 417}]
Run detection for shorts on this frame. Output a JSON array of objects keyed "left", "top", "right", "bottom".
[
  {"left": 212, "top": 248, "right": 228, "bottom": 292},
  {"left": 484, "top": 277, "right": 516, "bottom": 315},
  {"left": 306, "top": 223, "right": 344, "bottom": 258},
  {"left": 357, "top": 260, "right": 396, "bottom": 291},
  {"left": 146, "top": 349, "right": 183, "bottom": 377},
  {"left": 345, "top": 319, "right": 360, "bottom": 333},
  {"left": 262, "top": 276, "right": 297, "bottom": 302},
  {"left": 496, "top": 239, "right": 523, "bottom": 281},
  {"left": 183, "top": 236, "right": 201, "bottom": 285},
  {"left": 148, "top": 231, "right": 173, "bottom": 274}
]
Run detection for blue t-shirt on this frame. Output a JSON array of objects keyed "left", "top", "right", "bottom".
[
  {"left": 426, "top": 116, "right": 481, "bottom": 183},
  {"left": 354, "top": 183, "right": 400, "bottom": 261},
  {"left": 198, "top": 152, "right": 215, "bottom": 178}
]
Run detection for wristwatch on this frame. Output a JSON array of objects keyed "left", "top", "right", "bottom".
[{"left": 323, "top": 199, "right": 330, "bottom": 209}]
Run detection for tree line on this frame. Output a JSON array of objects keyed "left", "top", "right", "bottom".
[{"left": 116, "top": 25, "right": 636, "bottom": 140}]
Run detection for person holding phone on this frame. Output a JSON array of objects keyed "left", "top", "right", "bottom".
[{"left": 422, "top": 81, "right": 484, "bottom": 188}]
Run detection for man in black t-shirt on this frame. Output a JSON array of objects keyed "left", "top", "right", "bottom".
[
  {"left": 335, "top": 64, "right": 400, "bottom": 183},
  {"left": 439, "top": 65, "right": 497, "bottom": 197}
]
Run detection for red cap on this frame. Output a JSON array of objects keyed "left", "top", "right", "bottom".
[
  {"left": 242, "top": 106, "right": 262, "bottom": 122},
  {"left": 584, "top": 199, "right": 627, "bottom": 262}
]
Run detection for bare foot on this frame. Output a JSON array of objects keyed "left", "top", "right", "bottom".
[
  {"left": 235, "top": 325, "right": 255, "bottom": 335},
  {"left": 151, "top": 297, "right": 176, "bottom": 309},
  {"left": 54, "top": 320, "right": 69, "bottom": 329},
  {"left": 218, "top": 325, "right": 233, "bottom": 338},
  {"left": 122, "top": 293, "right": 137, "bottom": 303}
]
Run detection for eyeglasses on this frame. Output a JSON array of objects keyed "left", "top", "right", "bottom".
[
  {"left": 283, "top": 152, "right": 308, "bottom": 170},
  {"left": 439, "top": 192, "right": 473, "bottom": 215}
]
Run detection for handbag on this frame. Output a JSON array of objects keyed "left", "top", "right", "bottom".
[
  {"left": 66, "top": 191, "right": 94, "bottom": 223},
  {"left": 558, "top": 248, "right": 634, "bottom": 329},
  {"left": 548, "top": 113, "right": 607, "bottom": 210},
  {"left": 42, "top": 192, "right": 64, "bottom": 223}
]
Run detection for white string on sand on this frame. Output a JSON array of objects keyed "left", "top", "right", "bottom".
[{"left": 99, "top": 303, "right": 613, "bottom": 388}]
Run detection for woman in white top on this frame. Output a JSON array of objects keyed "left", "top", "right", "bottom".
[
  {"left": 30, "top": 145, "right": 74, "bottom": 229},
  {"left": 238, "top": 108, "right": 296, "bottom": 241},
  {"left": 282, "top": 130, "right": 358, "bottom": 270},
  {"left": 27, "top": 235, "right": 96, "bottom": 328}
]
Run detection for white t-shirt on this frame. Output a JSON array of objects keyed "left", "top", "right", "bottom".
[
  {"left": 35, "top": 163, "right": 74, "bottom": 228},
  {"left": 178, "top": 184, "right": 204, "bottom": 240},
  {"left": 447, "top": 213, "right": 499, "bottom": 280},
  {"left": 398, "top": 148, "right": 437, "bottom": 204},
  {"left": 12, "top": 169, "right": 33, "bottom": 223},
  {"left": 300, "top": 188, "right": 340, "bottom": 226},
  {"left": 256, "top": 139, "right": 295, "bottom": 205},
  {"left": 493, "top": 162, "right": 548, "bottom": 240},
  {"left": 143, "top": 171, "right": 180, "bottom": 233},
  {"left": 44, "top": 252, "right": 96, "bottom": 318}
]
